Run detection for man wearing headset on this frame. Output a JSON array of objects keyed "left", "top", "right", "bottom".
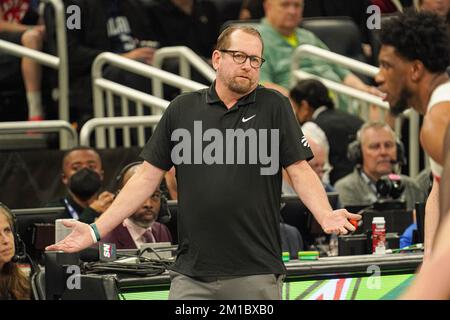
[
  {"left": 334, "top": 121, "right": 426, "bottom": 211},
  {"left": 102, "top": 162, "right": 172, "bottom": 249}
]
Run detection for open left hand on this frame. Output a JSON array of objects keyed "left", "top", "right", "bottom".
[{"left": 320, "top": 209, "right": 361, "bottom": 235}]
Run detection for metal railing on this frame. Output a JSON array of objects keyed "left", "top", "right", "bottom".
[
  {"left": 291, "top": 44, "right": 421, "bottom": 177},
  {"left": 153, "top": 46, "right": 216, "bottom": 98},
  {"left": 0, "top": 0, "right": 69, "bottom": 148},
  {"left": 0, "top": 120, "right": 78, "bottom": 149},
  {"left": 91, "top": 52, "right": 208, "bottom": 148},
  {"left": 79, "top": 116, "right": 162, "bottom": 147}
]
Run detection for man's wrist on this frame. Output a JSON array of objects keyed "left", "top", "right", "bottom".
[
  {"left": 317, "top": 209, "right": 333, "bottom": 229},
  {"left": 89, "top": 223, "right": 101, "bottom": 243}
]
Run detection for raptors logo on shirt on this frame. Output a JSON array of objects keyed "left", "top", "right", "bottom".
[
  {"left": 1, "top": 0, "right": 30, "bottom": 24},
  {"left": 301, "top": 136, "right": 310, "bottom": 148}
]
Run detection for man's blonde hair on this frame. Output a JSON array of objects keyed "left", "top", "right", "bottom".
[{"left": 215, "top": 25, "right": 264, "bottom": 55}]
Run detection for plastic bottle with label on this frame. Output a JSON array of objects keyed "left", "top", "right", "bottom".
[{"left": 372, "top": 217, "right": 386, "bottom": 254}]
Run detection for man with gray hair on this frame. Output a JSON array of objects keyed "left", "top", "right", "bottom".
[{"left": 334, "top": 121, "right": 426, "bottom": 210}]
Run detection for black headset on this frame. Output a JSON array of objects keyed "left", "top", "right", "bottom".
[
  {"left": 347, "top": 135, "right": 407, "bottom": 166},
  {"left": 115, "top": 161, "right": 171, "bottom": 224},
  {"left": 0, "top": 202, "right": 26, "bottom": 263}
]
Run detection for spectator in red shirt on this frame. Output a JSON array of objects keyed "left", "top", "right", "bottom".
[{"left": 0, "top": 0, "right": 45, "bottom": 121}]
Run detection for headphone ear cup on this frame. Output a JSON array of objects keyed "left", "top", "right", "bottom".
[
  {"left": 11, "top": 238, "right": 26, "bottom": 263},
  {"left": 115, "top": 161, "right": 144, "bottom": 188},
  {"left": 347, "top": 140, "right": 362, "bottom": 165},
  {"left": 157, "top": 195, "right": 171, "bottom": 224}
]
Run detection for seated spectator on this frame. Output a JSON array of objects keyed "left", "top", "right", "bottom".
[
  {"left": 290, "top": 79, "right": 364, "bottom": 184},
  {"left": 47, "top": 146, "right": 114, "bottom": 224},
  {"left": 147, "top": 0, "right": 219, "bottom": 60},
  {"left": 257, "top": 0, "right": 379, "bottom": 102},
  {"left": 65, "top": 0, "right": 158, "bottom": 126},
  {"left": 0, "top": 0, "right": 45, "bottom": 121},
  {"left": 334, "top": 122, "right": 426, "bottom": 210},
  {"left": 0, "top": 203, "right": 30, "bottom": 300},
  {"left": 102, "top": 162, "right": 172, "bottom": 249}
]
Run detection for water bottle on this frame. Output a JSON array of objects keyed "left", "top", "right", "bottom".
[{"left": 372, "top": 217, "right": 386, "bottom": 254}]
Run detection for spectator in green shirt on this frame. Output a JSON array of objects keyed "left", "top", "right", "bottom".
[{"left": 257, "top": 0, "right": 379, "bottom": 100}]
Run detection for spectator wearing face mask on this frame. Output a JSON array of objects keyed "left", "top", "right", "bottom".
[{"left": 46, "top": 147, "right": 114, "bottom": 224}]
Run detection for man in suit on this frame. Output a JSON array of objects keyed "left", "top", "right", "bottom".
[
  {"left": 102, "top": 162, "right": 172, "bottom": 249},
  {"left": 290, "top": 78, "right": 364, "bottom": 184}
]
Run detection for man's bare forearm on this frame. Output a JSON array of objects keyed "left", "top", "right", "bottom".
[{"left": 286, "top": 160, "right": 333, "bottom": 227}]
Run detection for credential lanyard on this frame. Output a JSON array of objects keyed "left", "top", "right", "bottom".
[{"left": 64, "top": 198, "right": 80, "bottom": 220}]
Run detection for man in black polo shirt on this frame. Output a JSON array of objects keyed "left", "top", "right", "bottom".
[{"left": 47, "top": 26, "right": 361, "bottom": 300}]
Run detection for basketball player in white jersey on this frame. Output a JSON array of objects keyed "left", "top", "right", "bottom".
[
  {"left": 375, "top": 10, "right": 450, "bottom": 298},
  {"left": 376, "top": 10, "right": 450, "bottom": 258}
]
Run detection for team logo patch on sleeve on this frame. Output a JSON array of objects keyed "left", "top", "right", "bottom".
[{"left": 301, "top": 136, "right": 310, "bottom": 147}]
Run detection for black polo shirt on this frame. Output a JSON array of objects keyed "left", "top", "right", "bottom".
[{"left": 140, "top": 83, "right": 313, "bottom": 277}]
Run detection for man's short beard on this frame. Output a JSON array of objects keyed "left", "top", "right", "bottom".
[
  {"left": 130, "top": 216, "right": 155, "bottom": 229},
  {"left": 228, "top": 79, "right": 254, "bottom": 94},
  {"left": 390, "top": 88, "right": 411, "bottom": 116}
]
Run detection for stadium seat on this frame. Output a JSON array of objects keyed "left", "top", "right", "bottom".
[{"left": 300, "top": 16, "right": 367, "bottom": 63}]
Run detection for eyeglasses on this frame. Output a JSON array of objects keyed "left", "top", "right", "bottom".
[{"left": 219, "top": 50, "right": 265, "bottom": 69}]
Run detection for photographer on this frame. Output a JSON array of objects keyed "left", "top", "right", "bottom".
[{"left": 334, "top": 122, "right": 426, "bottom": 210}]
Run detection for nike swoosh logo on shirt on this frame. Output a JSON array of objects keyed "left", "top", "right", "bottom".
[{"left": 242, "top": 115, "right": 256, "bottom": 123}]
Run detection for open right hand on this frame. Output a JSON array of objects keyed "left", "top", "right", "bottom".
[{"left": 45, "top": 220, "right": 93, "bottom": 253}]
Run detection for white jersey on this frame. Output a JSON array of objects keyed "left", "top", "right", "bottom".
[{"left": 427, "top": 81, "right": 450, "bottom": 180}]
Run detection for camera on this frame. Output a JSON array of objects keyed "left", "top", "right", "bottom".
[
  {"left": 376, "top": 173, "right": 405, "bottom": 200},
  {"left": 373, "top": 174, "right": 406, "bottom": 211}
]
